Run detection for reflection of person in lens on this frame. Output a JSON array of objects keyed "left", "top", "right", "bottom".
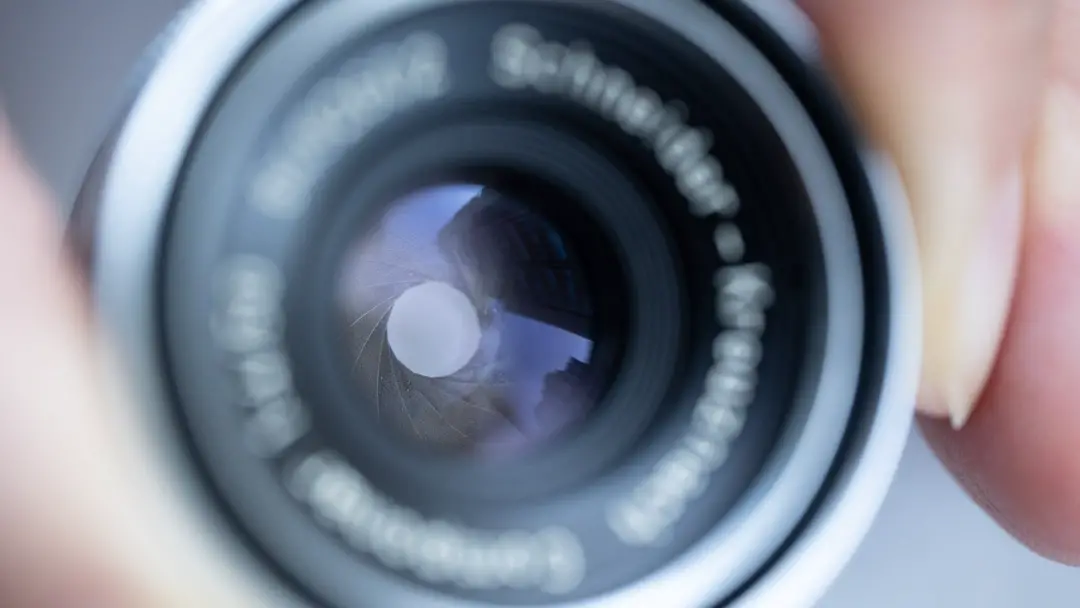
[
  {"left": 338, "top": 184, "right": 600, "bottom": 455},
  {"left": 338, "top": 193, "right": 511, "bottom": 451}
]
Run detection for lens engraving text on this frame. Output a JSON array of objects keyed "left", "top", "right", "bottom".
[
  {"left": 489, "top": 23, "right": 776, "bottom": 547},
  {"left": 609, "top": 264, "right": 773, "bottom": 546},
  {"left": 250, "top": 32, "right": 450, "bottom": 221},
  {"left": 288, "top": 451, "right": 586, "bottom": 594},
  {"left": 491, "top": 24, "right": 740, "bottom": 219},
  {"left": 212, "top": 255, "right": 310, "bottom": 458}
]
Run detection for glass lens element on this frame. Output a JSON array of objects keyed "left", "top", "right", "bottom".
[{"left": 336, "top": 184, "right": 611, "bottom": 457}]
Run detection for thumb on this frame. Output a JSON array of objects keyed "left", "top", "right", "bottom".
[
  {"left": 0, "top": 117, "right": 259, "bottom": 607},
  {"left": 799, "top": 0, "right": 1053, "bottom": 427}
]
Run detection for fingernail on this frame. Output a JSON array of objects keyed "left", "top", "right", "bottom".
[
  {"left": 918, "top": 166, "right": 1024, "bottom": 428},
  {"left": 1034, "top": 85, "right": 1080, "bottom": 224}
]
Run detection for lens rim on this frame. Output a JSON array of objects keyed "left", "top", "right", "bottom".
[
  {"left": 156, "top": 1, "right": 860, "bottom": 603},
  {"left": 75, "top": 1, "right": 920, "bottom": 607}
]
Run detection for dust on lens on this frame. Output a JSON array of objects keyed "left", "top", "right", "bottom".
[{"left": 336, "top": 183, "right": 612, "bottom": 457}]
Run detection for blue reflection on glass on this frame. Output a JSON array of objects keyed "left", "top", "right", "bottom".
[{"left": 337, "top": 183, "right": 602, "bottom": 455}]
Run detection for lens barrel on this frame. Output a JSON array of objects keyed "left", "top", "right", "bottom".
[{"left": 71, "top": 1, "right": 920, "bottom": 607}]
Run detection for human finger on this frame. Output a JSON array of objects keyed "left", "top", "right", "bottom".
[
  {"left": 920, "top": 2, "right": 1080, "bottom": 564},
  {"left": 0, "top": 116, "right": 256, "bottom": 607},
  {"left": 799, "top": 0, "right": 1052, "bottom": 427}
]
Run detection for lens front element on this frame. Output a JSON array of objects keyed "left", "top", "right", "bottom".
[{"left": 336, "top": 183, "right": 611, "bottom": 456}]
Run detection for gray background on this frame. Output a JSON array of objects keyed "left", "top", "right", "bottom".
[{"left": 1, "top": 1, "right": 1076, "bottom": 606}]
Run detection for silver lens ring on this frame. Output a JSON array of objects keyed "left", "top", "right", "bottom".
[{"left": 73, "top": 1, "right": 921, "bottom": 607}]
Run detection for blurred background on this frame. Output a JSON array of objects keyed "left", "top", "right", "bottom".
[{"left": 1, "top": 1, "right": 1077, "bottom": 606}]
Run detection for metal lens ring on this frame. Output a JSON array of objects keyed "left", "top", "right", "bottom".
[{"left": 74, "top": 1, "right": 920, "bottom": 607}]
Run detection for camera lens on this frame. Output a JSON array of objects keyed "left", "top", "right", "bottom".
[
  {"left": 72, "top": 1, "right": 920, "bottom": 607},
  {"left": 334, "top": 182, "right": 615, "bottom": 456}
]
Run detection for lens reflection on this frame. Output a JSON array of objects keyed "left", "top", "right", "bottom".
[{"left": 336, "top": 184, "right": 610, "bottom": 457}]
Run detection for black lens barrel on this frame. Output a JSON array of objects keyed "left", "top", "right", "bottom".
[{"left": 72, "top": 1, "right": 913, "bottom": 607}]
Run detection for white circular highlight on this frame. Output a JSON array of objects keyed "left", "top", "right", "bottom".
[{"left": 386, "top": 281, "right": 482, "bottom": 378}]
